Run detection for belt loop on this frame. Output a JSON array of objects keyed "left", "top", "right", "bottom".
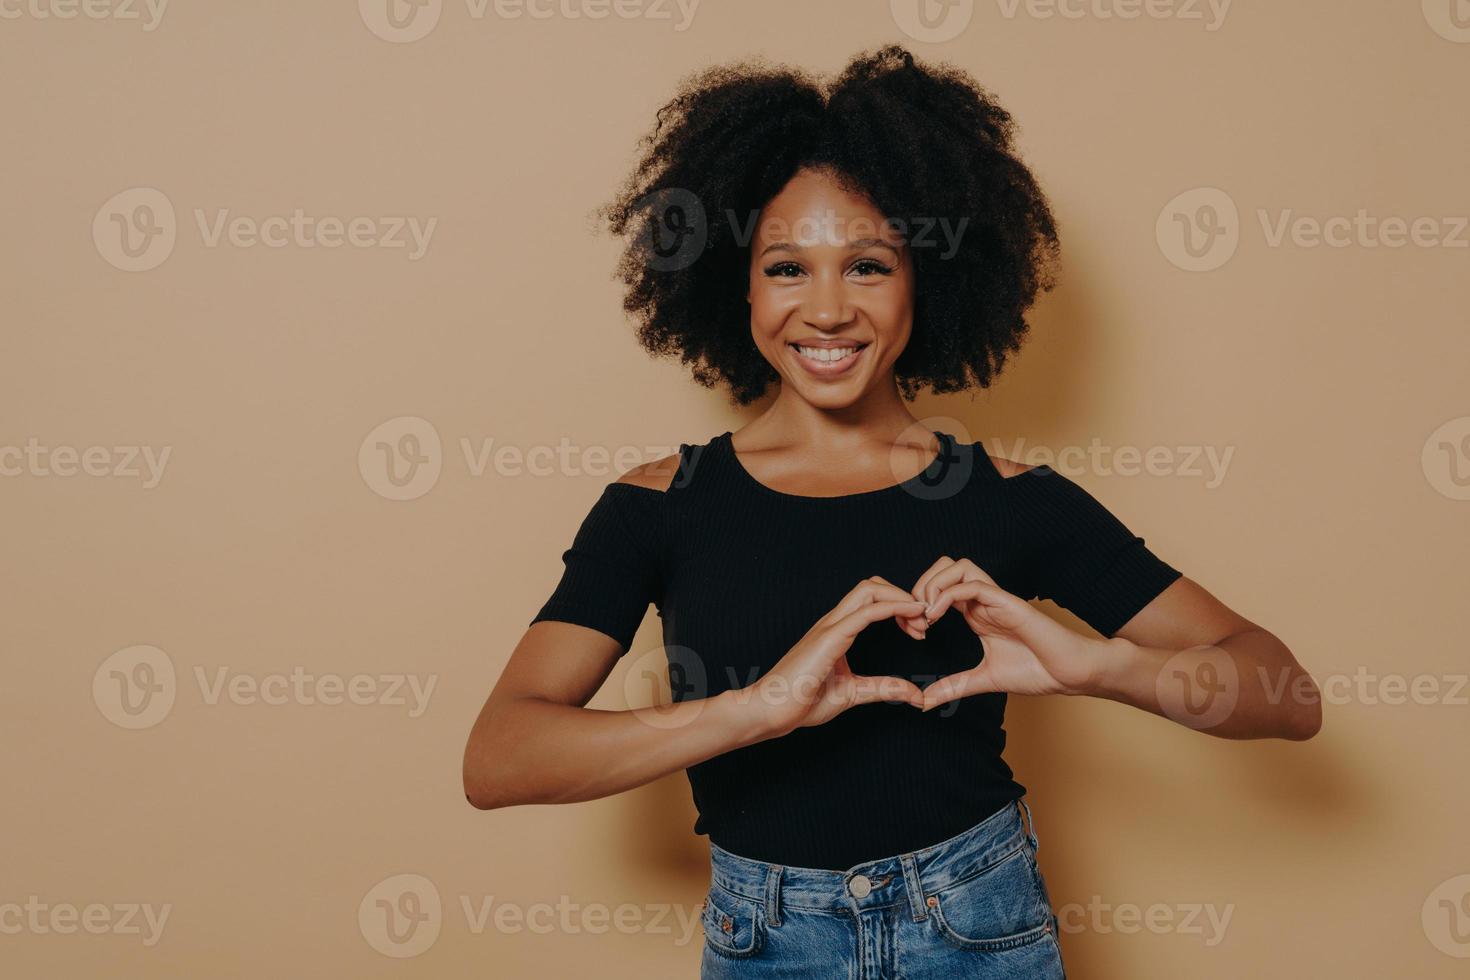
[
  {"left": 899, "top": 853, "right": 928, "bottom": 922},
  {"left": 1018, "top": 798, "right": 1039, "bottom": 851},
  {"left": 763, "top": 864, "right": 783, "bottom": 928}
]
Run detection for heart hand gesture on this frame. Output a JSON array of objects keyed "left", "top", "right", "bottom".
[
  {"left": 907, "top": 557, "right": 1101, "bottom": 711},
  {"left": 753, "top": 577, "right": 929, "bottom": 736}
]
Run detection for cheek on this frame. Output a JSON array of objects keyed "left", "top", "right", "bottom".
[
  {"left": 747, "top": 284, "right": 796, "bottom": 332},
  {"left": 855, "top": 288, "right": 911, "bottom": 336}
]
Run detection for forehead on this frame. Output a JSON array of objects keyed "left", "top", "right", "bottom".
[{"left": 755, "top": 170, "right": 902, "bottom": 249}]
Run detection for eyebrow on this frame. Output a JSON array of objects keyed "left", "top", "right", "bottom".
[{"left": 758, "top": 237, "right": 902, "bottom": 258}]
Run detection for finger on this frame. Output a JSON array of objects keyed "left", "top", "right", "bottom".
[
  {"left": 869, "top": 574, "right": 931, "bottom": 639},
  {"left": 847, "top": 674, "right": 925, "bottom": 709},
  {"left": 895, "top": 610, "right": 928, "bottom": 641},
  {"left": 918, "top": 564, "right": 970, "bottom": 621},
  {"left": 922, "top": 666, "right": 999, "bottom": 711},
  {"left": 908, "top": 555, "right": 957, "bottom": 610},
  {"left": 829, "top": 577, "right": 930, "bottom": 639},
  {"left": 832, "top": 599, "right": 928, "bottom": 639},
  {"left": 824, "top": 577, "right": 927, "bottom": 624},
  {"left": 926, "top": 580, "right": 1010, "bottom": 625},
  {"left": 953, "top": 558, "right": 998, "bottom": 586},
  {"left": 916, "top": 558, "right": 998, "bottom": 613}
]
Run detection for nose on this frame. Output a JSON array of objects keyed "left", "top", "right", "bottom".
[{"left": 802, "top": 271, "right": 854, "bottom": 330}]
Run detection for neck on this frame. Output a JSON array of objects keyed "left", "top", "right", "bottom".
[{"left": 739, "top": 377, "right": 931, "bottom": 453}]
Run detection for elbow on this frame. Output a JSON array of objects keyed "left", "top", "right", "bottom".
[
  {"left": 463, "top": 766, "right": 498, "bottom": 810},
  {"left": 462, "top": 731, "right": 520, "bottom": 811},
  {"left": 1261, "top": 642, "right": 1322, "bottom": 741},
  {"left": 1278, "top": 681, "right": 1323, "bottom": 741},
  {"left": 465, "top": 788, "right": 501, "bottom": 811},
  {"left": 463, "top": 698, "right": 562, "bottom": 809},
  {"left": 462, "top": 760, "right": 500, "bottom": 810},
  {"left": 465, "top": 766, "right": 556, "bottom": 810},
  {"left": 464, "top": 762, "right": 520, "bottom": 811},
  {"left": 1283, "top": 699, "right": 1322, "bottom": 741}
]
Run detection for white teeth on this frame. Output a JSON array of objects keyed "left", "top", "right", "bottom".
[{"left": 794, "top": 345, "right": 860, "bottom": 363}]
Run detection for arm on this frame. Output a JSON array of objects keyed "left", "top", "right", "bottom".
[
  {"left": 463, "top": 454, "right": 776, "bottom": 809},
  {"left": 468, "top": 456, "right": 932, "bottom": 809},
  {"left": 462, "top": 620, "right": 777, "bottom": 809},
  {"left": 921, "top": 458, "right": 1323, "bottom": 740},
  {"left": 914, "top": 562, "right": 1322, "bottom": 741},
  {"left": 1089, "top": 576, "right": 1322, "bottom": 741}
]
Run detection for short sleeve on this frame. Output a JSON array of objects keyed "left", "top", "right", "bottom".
[
  {"left": 528, "top": 483, "right": 666, "bottom": 655},
  {"left": 1008, "top": 466, "right": 1182, "bottom": 637}
]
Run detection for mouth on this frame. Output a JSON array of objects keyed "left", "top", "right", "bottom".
[{"left": 788, "top": 341, "right": 869, "bottom": 378}]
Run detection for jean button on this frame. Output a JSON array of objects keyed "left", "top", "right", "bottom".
[{"left": 848, "top": 874, "right": 872, "bottom": 898}]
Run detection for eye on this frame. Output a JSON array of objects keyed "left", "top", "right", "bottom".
[
  {"left": 763, "top": 261, "right": 805, "bottom": 278},
  {"left": 850, "top": 258, "right": 894, "bottom": 277}
]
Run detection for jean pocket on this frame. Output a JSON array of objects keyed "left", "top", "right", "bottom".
[
  {"left": 927, "top": 843, "right": 1055, "bottom": 952},
  {"left": 1025, "top": 838, "right": 1060, "bottom": 929},
  {"left": 701, "top": 884, "right": 766, "bottom": 958}
]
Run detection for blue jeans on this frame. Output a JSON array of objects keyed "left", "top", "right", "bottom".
[{"left": 699, "top": 798, "right": 1066, "bottom": 979}]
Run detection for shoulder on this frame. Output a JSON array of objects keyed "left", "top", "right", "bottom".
[
  {"left": 955, "top": 436, "right": 1036, "bottom": 481},
  {"left": 614, "top": 453, "right": 681, "bottom": 493},
  {"left": 983, "top": 454, "right": 1090, "bottom": 512},
  {"left": 985, "top": 454, "right": 1036, "bottom": 479},
  {"left": 612, "top": 433, "right": 723, "bottom": 493}
]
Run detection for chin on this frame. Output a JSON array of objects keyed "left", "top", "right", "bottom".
[{"left": 790, "top": 378, "right": 868, "bottom": 407}]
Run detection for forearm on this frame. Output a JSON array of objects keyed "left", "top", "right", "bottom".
[
  {"left": 464, "top": 688, "right": 775, "bottom": 809},
  {"left": 1083, "top": 628, "right": 1322, "bottom": 740}
]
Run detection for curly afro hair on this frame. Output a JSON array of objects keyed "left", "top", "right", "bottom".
[{"left": 596, "top": 43, "right": 1060, "bottom": 407}]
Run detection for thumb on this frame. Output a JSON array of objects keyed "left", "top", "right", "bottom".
[
  {"left": 922, "top": 665, "right": 1000, "bottom": 712},
  {"left": 848, "top": 674, "right": 925, "bottom": 709}
]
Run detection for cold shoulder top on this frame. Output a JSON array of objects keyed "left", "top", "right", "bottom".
[{"left": 529, "top": 429, "right": 1182, "bottom": 871}]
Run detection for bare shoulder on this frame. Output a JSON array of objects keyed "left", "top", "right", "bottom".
[
  {"left": 614, "top": 452, "right": 681, "bottom": 492},
  {"left": 986, "top": 454, "right": 1037, "bottom": 479}
]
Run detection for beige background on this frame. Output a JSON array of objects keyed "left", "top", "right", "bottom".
[{"left": 3, "top": 1, "right": 1468, "bottom": 976}]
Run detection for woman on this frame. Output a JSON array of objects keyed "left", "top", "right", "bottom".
[{"left": 463, "top": 44, "right": 1321, "bottom": 979}]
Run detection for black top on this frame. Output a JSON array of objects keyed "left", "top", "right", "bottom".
[{"left": 529, "top": 429, "right": 1182, "bottom": 870}]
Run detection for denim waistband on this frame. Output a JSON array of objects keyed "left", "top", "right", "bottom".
[{"left": 706, "top": 798, "right": 1039, "bottom": 926}]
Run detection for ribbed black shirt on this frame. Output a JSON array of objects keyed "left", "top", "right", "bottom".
[{"left": 529, "top": 428, "right": 1182, "bottom": 871}]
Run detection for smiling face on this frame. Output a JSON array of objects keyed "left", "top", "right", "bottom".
[{"left": 746, "top": 167, "right": 916, "bottom": 410}]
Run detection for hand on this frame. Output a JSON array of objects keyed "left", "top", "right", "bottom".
[
  {"left": 909, "top": 557, "right": 1102, "bottom": 711},
  {"left": 752, "top": 577, "right": 929, "bottom": 737}
]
